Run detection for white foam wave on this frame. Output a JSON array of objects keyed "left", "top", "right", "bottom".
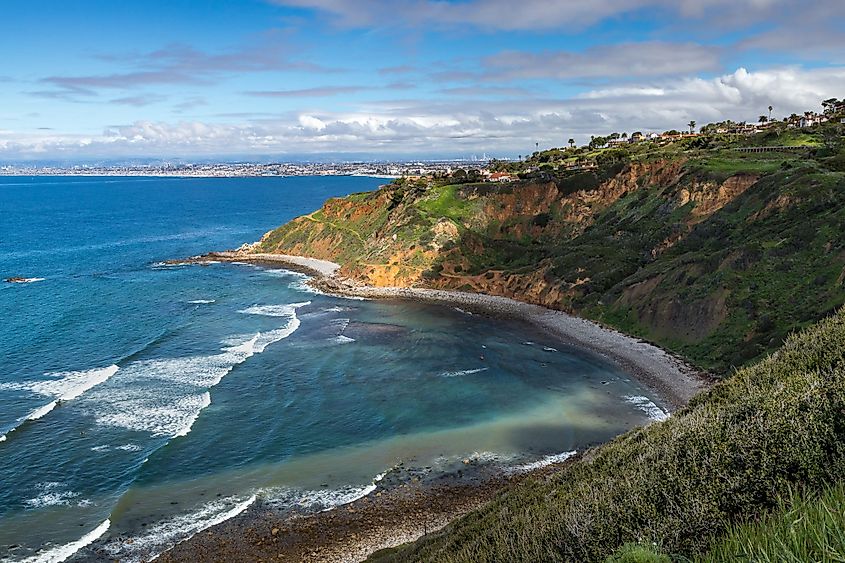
[
  {"left": 0, "top": 365, "right": 119, "bottom": 441},
  {"left": 103, "top": 495, "right": 256, "bottom": 563},
  {"left": 238, "top": 301, "right": 311, "bottom": 317},
  {"left": 323, "top": 306, "right": 351, "bottom": 313},
  {"left": 187, "top": 299, "right": 215, "bottom": 304},
  {"left": 439, "top": 368, "right": 489, "bottom": 378},
  {"left": 287, "top": 273, "right": 322, "bottom": 295},
  {"left": 90, "top": 303, "right": 305, "bottom": 439},
  {"left": 508, "top": 451, "right": 578, "bottom": 474},
  {"left": 454, "top": 307, "right": 473, "bottom": 315},
  {"left": 24, "top": 482, "right": 81, "bottom": 508},
  {"left": 95, "top": 392, "right": 213, "bottom": 438},
  {"left": 543, "top": 346, "right": 558, "bottom": 352},
  {"left": 20, "top": 519, "right": 110, "bottom": 563},
  {"left": 6, "top": 277, "right": 45, "bottom": 284},
  {"left": 262, "top": 268, "right": 297, "bottom": 278},
  {"left": 267, "top": 472, "right": 387, "bottom": 514},
  {"left": 174, "top": 393, "right": 211, "bottom": 437},
  {"left": 2, "top": 365, "right": 120, "bottom": 400},
  {"left": 625, "top": 396, "right": 670, "bottom": 422},
  {"left": 333, "top": 335, "right": 356, "bottom": 344}
]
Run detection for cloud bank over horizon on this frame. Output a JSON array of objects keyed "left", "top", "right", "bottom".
[{"left": 0, "top": 0, "right": 842, "bottom": 161}]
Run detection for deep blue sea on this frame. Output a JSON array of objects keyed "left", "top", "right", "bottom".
[{"left": 0, "top": 176, "right": 667, "bottom": 562}]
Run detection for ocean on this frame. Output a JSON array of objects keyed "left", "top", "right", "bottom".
[{"left": 0, "top": 175, "right": 667, "bottom": 562}]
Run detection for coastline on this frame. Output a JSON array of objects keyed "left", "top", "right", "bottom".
[
  {"left": 194, "top": 251, "right": 709, "bottom": 410},
  {"left": 155, "top": 250, "right": 712, "bottom": 562}
]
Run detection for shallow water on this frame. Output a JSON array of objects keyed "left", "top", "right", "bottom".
[{"left": 0, "top": 176, "right": 667, "bottom": 562}]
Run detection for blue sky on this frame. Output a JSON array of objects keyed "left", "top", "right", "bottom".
[{"left": 1, "top": 0, "right": 843, "bottom": 161}]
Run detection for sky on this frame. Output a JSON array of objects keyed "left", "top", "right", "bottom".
[{"left": 0, "top": 0, "right": 843, "bottom": 162}]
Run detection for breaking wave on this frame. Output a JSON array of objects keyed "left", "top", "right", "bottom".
[{"left": 625, "top": 396, "right": 670, "bottom": 422}]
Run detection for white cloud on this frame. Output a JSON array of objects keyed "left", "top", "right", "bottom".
[
  {"left": 270, "top": 0, "right": 817, "bottom": 31},
  {"left": 1, "top": 66, "right": 842, "bottom": 159}
]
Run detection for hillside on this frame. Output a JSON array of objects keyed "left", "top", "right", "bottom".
[
  {"left": 253, "top": 124, "right": 845, "bottom": 373},
  {"left": 366, "top": 305, "right": 845, "bottom": 562}
]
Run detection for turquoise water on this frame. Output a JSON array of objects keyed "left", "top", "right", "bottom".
[{"left": 0, "top": 176, "right": 667, "bottom": 562}]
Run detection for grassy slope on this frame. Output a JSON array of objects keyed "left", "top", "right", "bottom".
[
  {"left": 700, "top": 484, "right": 845, "bottom": 562},
  {"left": 369, "top": 307, "right": 845, "bottom": 562},
  {"left": 256, "top": 135, "right": 845, "bottom": 374},
  {"left": 592, "top": 161, "right": 845, "bottom": 370}
]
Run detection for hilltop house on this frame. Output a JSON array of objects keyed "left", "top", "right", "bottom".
[
  {"left": 799, "top": 112, "right": 829, "bottom": 128},
  {"left": 489, "top": 172, "right": 517, "bottom": 182}
]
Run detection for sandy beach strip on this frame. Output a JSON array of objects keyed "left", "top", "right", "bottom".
[{"left": 184, "top": 251, "right": 341, "bottom": 277}]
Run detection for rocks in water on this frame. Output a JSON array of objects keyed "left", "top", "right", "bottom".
[{"left": 5, "top": 277, "right": 44, "bottom": 283}]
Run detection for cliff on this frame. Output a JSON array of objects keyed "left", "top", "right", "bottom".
[{"left": 254, "top": 153, "right": 845, "bottom": 373}]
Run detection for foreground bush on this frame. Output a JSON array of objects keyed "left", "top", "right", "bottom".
[
  {"left": 700, "top": 484, "right": 845, "bottom": 562},
  {"left": 371, "top": 308, "right": 845, "bottom": 562}
]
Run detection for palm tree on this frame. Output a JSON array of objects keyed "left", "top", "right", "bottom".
[
  {"left": 568, "top": 138, "right": 576, "bottom": 148},
  {"left": 768, "top": 105, "right": 773, "bottom": 120},
  {"left": 688, "top": 120, "right": 696, "bottom": 134}
]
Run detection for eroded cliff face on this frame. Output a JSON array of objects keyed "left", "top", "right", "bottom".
[{"left": 253, "top": 159, "right": 845, "bottom": 372}]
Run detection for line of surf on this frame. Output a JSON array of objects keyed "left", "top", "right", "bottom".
[
  {"left": 0, "top": 365, "right": 119, "bottom": 443},
  {"left": 19, "top": 519, "right": 110, "bottom": 563}
]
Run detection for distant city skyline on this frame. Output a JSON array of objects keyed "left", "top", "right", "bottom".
[{"left": 1, "top": 0, "right": 843, "bottom": 161}]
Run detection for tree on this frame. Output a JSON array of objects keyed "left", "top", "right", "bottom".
[
  {"left": 621, "top": 132, "right": 628, "bottom": 139},
  {"left": 768, "top": 105, "right": 773, "bottom": 120},
  {"left": 568, "top": 138, "right": 576, "bottom": 148},
  {"left": 822, "top": 98, "right": 839, "bottom": 115},
  {"left": 759, "top": 115, "right": 768, "bottom": 124},
  {"left": 688, "top": 120, "right": 696, "bottom": 134}
]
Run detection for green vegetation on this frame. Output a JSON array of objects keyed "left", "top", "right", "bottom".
[
  {"left": 417, "top": 184, "right": 478, "bottom": 222},
  {"left": 370, "top": 308, "right": 845, "bottom": 562},
  {"left": 258, "top": 122, "right": 845, "bottom": 373},
  {"left": 701, "top": 485, "right": 845, "bottom": 562}
]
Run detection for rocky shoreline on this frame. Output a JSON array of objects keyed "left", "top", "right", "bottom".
[
  {"left": 154, "top": 456, "right": 561, "bottom": 563},
  {"left": 156, "top": 250, "right": 712, "bottom": 562}
]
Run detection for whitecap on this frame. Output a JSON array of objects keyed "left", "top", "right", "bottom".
[
  {"left": 323, "top": 306, "right": 351, "bottom": 313},
  {"left": 24, "top": 482, "right": 89, "bottom": 509},
  {"left": 454, "top": 307, "right": 473, "bottom": 315},
  {"left": 174, "top": 392, "right": 211, "bottom": 437},
  {"left": 187, "top": 299, "right": 215, "bottom": 305},
  {"left": 20, "top": 519, "right": 110, "bottom": 563},
  {"left": 95, "top": 392, "right": 213, "bottom": 438},
  {"left": 542, "top": 346, "right": 558, "bottom": 352},
  {"left": 89, "top": 305, "right": 305, "bottom": 439},
  {"left": 6, "top": 277, "right": 45, "bottom": 284},
  {"left": 625, "top": 396, "right": 670, "bottom": 422},
  {"left": 508, "top": 451, "right": 578, "bottom": 474},
  {"left": 0, "top": 365, "right": 119, "bottom": 441},
  {"left": 439, "top": 368, "right": 489, "bottom": 378},
  {"left": 333, "top": 335, "right": 356, "bottom": 344},
  {"left": 238, "top": 301, "right": 311, "bottom": 317}
]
